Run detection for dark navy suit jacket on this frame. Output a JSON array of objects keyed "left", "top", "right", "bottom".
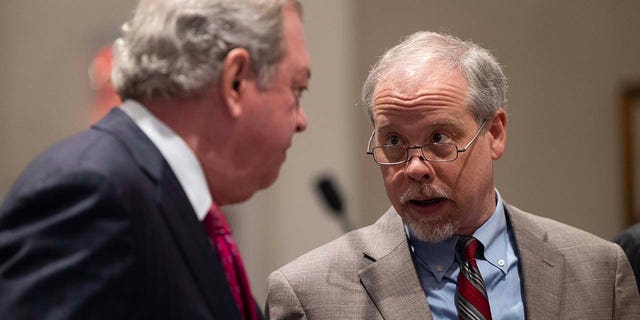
[
  {"left": 0, "top": 108, "right": 262, "bottom": 319},
  {"left": 615, "top": 223, "right": 640, "bottom": 291}
]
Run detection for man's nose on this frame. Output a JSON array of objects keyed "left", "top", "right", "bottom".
[{"left": 404, "top": 147, "right": 435, "bottom": 182}]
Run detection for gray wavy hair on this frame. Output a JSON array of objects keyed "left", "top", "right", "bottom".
[
  {"left": 112, "top": 0, "right": 301, "bottom": 100},
  {"left": 361, "top": 31, "right": 507, "bottom": 124}
]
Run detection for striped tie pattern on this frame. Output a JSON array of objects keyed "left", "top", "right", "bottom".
[
  {"left": 203, "top": 203, "right": 258, "bottom": 320},
  {"left": 456, "top": 236, "right": 492, "bottom": 320}
]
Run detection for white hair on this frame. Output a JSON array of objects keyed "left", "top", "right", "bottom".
[
  {"left": 362, "top": 31, "right": 508, "bottom": 124},
  {"left": 112, "top": 0, "right": 301, "bottom": 100}
]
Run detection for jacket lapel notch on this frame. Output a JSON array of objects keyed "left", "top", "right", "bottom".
[
  {"left": 358, "top": 208, "right": 432, "bottom": 320},
  {"left": 358, "top": 244, "right": 432, "bottom": 320}
]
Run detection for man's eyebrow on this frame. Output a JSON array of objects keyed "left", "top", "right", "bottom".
[
  {"left": 377, "top": 118, "right": 463, "bottom": 129},
  {"left": 428, "top": 117, "right": 465, "bottom": 128},
  {"left": 374, "top": 121, "right": 394, "bottom": 132},
  {"left": 294, "top": 67, "right": 311, "bottom": 84}
]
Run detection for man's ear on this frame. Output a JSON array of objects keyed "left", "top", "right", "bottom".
[
  {"left": 220, "top": 48, "right": 251, "bottom": 119},
  {"left": 488, "top": 108, "right": 507, "bottom": 160}
]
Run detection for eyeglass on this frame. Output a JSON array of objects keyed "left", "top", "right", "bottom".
[{"left": 366, "top": 119, "right": 488, "bottom": 165}]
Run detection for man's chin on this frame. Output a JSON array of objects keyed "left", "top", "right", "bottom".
[
  {"left": 408, "top": 222, "right": 457, "bottom": 243},
  {"left": 259, "top": 167, "right": 282, "bottom": 190},
  {"left": 402, "top": 210, "right": 460, "bottom": 243}
]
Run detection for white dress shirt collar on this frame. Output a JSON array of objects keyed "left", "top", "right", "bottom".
[{"left": 120, "top": 99, "right": 212, "bottom": 221}]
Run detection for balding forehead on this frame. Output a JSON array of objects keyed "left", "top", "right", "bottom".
[
  {"left": 379, "top": 59, "right": 462, "bottom": 83},
  {"left": 374, "top": 64, "right": 468, "bottom": 99}
]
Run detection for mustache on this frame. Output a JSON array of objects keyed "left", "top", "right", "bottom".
[{"left": 400, "top": 183, "right": 449, "bottom": 204}]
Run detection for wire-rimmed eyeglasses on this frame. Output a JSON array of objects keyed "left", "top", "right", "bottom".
[{"left": 365, "top": 119, "right": 488, "bottom": 165}]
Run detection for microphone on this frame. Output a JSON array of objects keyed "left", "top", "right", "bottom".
[{"left": 315, "top": 175, "right": 352, "bottom": 232}]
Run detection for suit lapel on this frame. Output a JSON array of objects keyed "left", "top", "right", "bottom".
[
  {"left": 92, "top": 108, "right": 165, "bottom": 182},
  {"left": 506, "top": 204, "right": 563, "bottom": 320},
  {"left": 358, "top": 208, "right": 432, "bottom": 320},
  {"left": 155, "top": 171, "right": 241, "bottom": 319},
  {"left": 93, "top": 108, "right": 241, "bottom": 319}
]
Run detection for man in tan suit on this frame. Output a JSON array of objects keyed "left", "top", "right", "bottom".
[{"left": 265, "top": 31, "right": 640, "bottom": 319}]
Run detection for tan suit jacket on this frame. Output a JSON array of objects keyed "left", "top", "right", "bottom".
[{"left": 266, "top": 204, "right": 640, "bottom": 319}]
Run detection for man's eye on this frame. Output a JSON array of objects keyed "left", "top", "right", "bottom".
[
  {"left": 387, "top": 135, "right": 402, "bottom": 145},
  {"left": 293, "top": 87, "right": 307, "bottom": 99},
  {"left": 432, "top": 132, "right": 451, "bottom": 143}
]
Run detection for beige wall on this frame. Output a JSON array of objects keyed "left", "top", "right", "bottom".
[
  {"left": 1, "top": 0, "right": 639, "bottom": 307},
  {"left": 0, "top": 0, "right": 133, "bottom": 198}
]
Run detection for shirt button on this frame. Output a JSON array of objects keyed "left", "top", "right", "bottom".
[
  {"left": 436, "top": 265, "right": 444, "bottom": 272},
  {"left": 497, "top": 259, "right": 505, "bottom": 267}
]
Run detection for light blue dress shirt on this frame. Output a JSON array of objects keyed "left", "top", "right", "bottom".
[{"left": 407, "top": 191, "right": 525, "bottom": 320}]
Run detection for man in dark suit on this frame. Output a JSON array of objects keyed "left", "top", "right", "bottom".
[
  {"left": 616, "top": 223, "right": 640, "bottom": 291},
  {"left": 0, "top": 0, "right": 310, "bottom": 319}
]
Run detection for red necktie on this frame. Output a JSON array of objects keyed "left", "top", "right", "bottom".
[
  {"left": 202, "top": 203, "right": 258, "bottom": 320},
  {"left": 456, "top": 236, "right": 492, "bottom": 320}
]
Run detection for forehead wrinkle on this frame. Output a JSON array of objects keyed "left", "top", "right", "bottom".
[
  {"left": 373, "top": 85, "right": 469, "bottom": 109},
  {"left": 374, "top": 64, "right": 470, "bottom": 107},
  {"left": 374, "top": 92, "right": 464, "bottom": 109}
]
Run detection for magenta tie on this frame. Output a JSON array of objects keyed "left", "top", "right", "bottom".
[{"left": 202, "top": 203, "right": 258, "bottom": 320}]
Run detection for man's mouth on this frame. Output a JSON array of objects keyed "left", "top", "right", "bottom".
[{"left": 408, "top": 197, "right": 447, "bottom": 207}]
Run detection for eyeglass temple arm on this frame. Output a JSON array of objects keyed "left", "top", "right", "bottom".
[
  {"left": 366, "top": 130, "right": 375, "bottom": 154},
  {"left": 458, "top": 119, "right": 488, "bottom": 152}
]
